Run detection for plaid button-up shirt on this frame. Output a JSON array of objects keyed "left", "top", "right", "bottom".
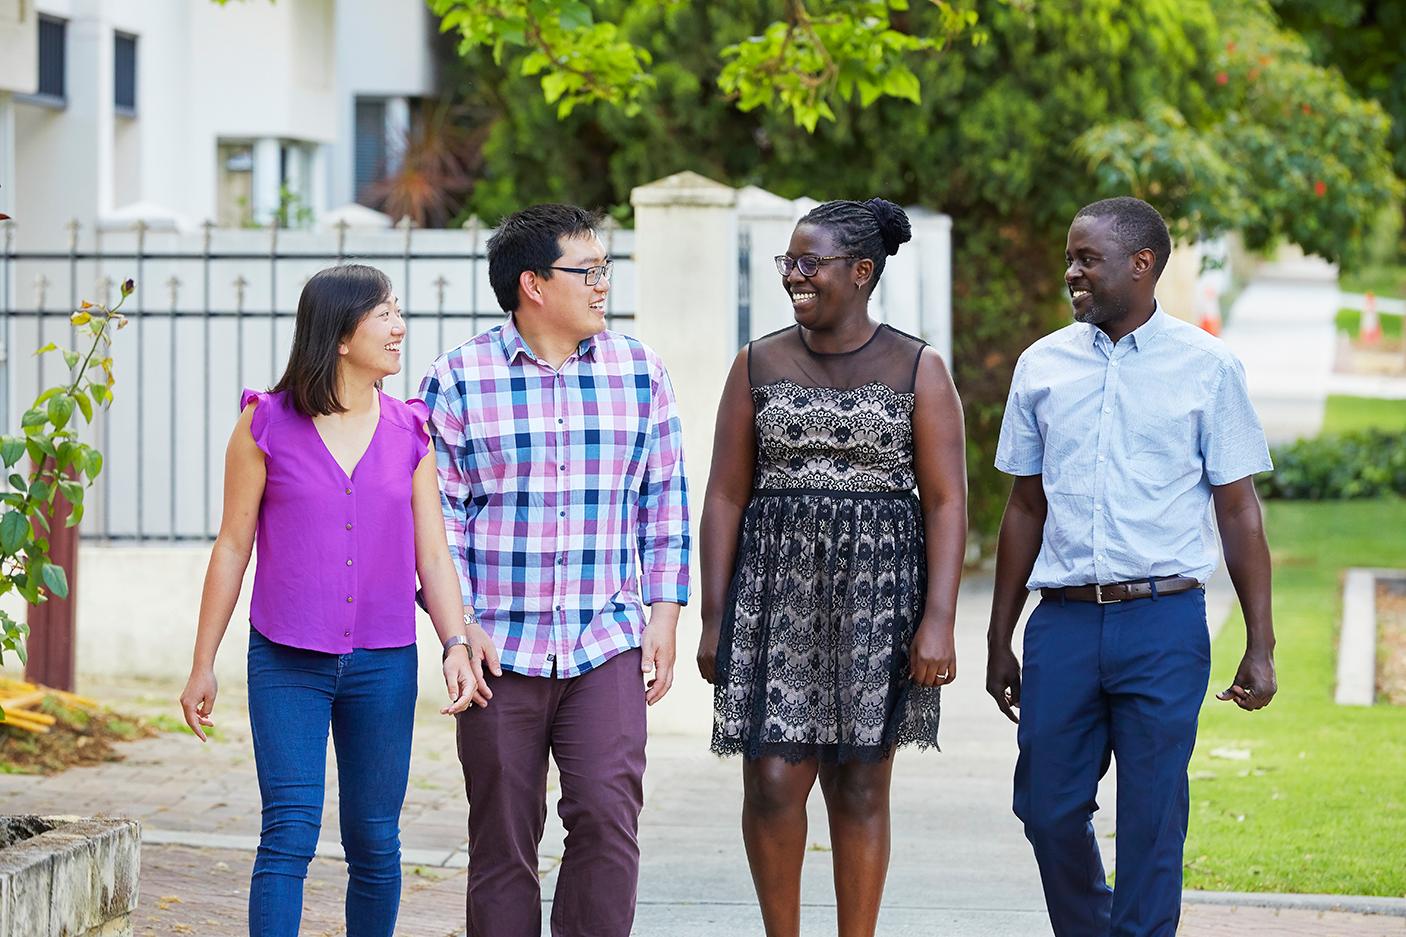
[{"left": 419, "top": 317, "right": 690, "bottom": 678}]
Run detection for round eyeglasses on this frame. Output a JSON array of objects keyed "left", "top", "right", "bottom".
[
  {"left": 774, "top": 254, "right": 864, "bottom": 278},
  {"left": 549, "top": 261, "right": 614, "bottom": 286}
]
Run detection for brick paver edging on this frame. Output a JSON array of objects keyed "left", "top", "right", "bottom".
[{"left": 1184, "top": 890, "right": 1406, "bottom": 917}]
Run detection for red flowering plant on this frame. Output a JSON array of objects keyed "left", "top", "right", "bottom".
[
  {"left": 1071, "top": 3, "right": 1400, "bottom": 262},
  {"left": 0, "top": 271, "right": 131, "bottom": 708}
]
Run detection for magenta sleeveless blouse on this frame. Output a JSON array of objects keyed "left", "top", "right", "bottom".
[{"left": 243, "top": 388, "right": 431, "bottom": 653}]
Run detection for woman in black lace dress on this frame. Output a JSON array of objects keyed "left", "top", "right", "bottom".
[{"left": 698, "top": 199, "right": 967, "bottom": 936}]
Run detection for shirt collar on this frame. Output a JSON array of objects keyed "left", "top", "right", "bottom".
[
  {"left": 1085, "top": 300, "right": 1167, "bottom": 353},
  {"left": 499, "top": 315, "right": 600, "bottom": 366}
]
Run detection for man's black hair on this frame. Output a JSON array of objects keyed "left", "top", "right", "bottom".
[
  {"left": 486, "top": 204, "right": 604, "bottom": 312},
  {"left": 797, "top": 198, "right": 912, "bottom": 289},
  {"left": 1073, "top": 196, "right": 1172, "bottom": 279}
]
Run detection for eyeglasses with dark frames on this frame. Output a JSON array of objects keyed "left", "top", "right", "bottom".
[
  {"left": 774, "top": 254, "right": 865, "bottom": 278},
  {"left": 549, "top": 261, "right": 614, "bottom": 286}
]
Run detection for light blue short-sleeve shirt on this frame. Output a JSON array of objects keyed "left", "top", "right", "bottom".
[{"left": 995, "top": 306, "right": 1272, "bottom": 589}]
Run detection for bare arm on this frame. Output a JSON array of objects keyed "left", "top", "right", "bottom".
[
  {"left": 908, "top": 348, "right": 967, "bottom": 687},
  {"left": 413, "top": 451, "right": 501, "bottom": 712},
  {"left": 985, "top": 474, "right": 1047, "bottom": 724},
  {"left": 179, "top": 403, "right": 266, "bottom": 741},
  {"left": 697, "top": 348, "right": 757, "bottom": 684},
  {"left": 1212, "top": 476, "right": 1276, "bottom": 710}
]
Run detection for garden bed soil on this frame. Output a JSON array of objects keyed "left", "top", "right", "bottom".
[
  {"left": 0, "top": 693, "right": 160, "bottom": 774},
  {"left": 1379, "top": 582, "right": 1406, "bottom": 706}
]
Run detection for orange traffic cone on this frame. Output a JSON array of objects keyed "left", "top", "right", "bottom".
[
  {"left": 1198, "top": 284, "right": 1221, "bottom": 336},
  {"left": 1361, "top": 291, "right": 1381, "bottom": 346}
]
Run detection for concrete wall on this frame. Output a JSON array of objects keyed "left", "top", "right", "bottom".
[{"left": 0, "top": 0, "right": 37, "bottom": 95}]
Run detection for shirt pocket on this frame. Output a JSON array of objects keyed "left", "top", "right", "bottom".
[
  {"left": 1128, "top": 416, "right": 1201, "bottom": 485},
  {"left": 1042, "top": 425, "right": 1095, "bottom": 496}
]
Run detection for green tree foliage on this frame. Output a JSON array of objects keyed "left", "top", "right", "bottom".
[{"left": 432, "top": 0, "right": 1399, "bottom": 533}]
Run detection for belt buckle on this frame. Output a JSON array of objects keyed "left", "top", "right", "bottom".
[{"left": 1094, "top": 583, "right": 1121, "bottom": 604}]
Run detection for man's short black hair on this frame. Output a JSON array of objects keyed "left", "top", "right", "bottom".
[
  {"left": 487, "top": 204, "right": 604, "bottom": 312},
  {"left": 1073, "top": 196, "right": 1172, "bottom": 280}
]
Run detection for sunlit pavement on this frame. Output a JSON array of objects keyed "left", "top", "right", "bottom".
[{"left": 1, "top": 574, "right": 1402, "bottom": 935}]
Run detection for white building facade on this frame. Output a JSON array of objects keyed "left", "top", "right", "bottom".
[{"left": 0, "top": 0, "right": 437, "bottom": 247}]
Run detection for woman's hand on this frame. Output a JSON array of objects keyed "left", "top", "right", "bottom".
[
  {"left": 696, "top": 620, "right": 721, "bottom": 684},
  {"left": 909, "top": 615, "right": 956, "bottom": 688},
  {"left": 180, "top": 667, "right": 219, "bottom": 742},
  {"left": 441, "top": 645, "right": 476, "bottom": 715}
]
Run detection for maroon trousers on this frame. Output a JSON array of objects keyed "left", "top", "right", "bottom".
[{"left": 456, "top": 648, "right": 647, "bottom": 937}]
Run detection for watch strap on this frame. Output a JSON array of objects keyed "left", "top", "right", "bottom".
[{"left": 442, "top": 634, "right": 470, "bottom": 661}]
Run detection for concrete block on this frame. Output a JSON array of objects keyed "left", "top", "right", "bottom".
[{"left": 0, "top": 815, "right": 140, "bottom": 937}]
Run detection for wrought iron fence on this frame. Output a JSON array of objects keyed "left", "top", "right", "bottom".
[{"left": 0, "top": 218, "right": 637, "bottom": 543}]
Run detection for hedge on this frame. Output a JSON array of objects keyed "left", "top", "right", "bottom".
[{"left": 1256, "top": 430, "right": 1406, "bottom": 500}]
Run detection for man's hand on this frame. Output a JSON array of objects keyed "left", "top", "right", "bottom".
[
  {"left": 909, "top": 615, "right": 956, "bottom": 688},
  {"left": 986, "top": 645, "right": 1022, "bottom": 724},
  {"left": 1217, "top": 650, "right": 1277, "bottom": 710},
  {"left": 464, "top": 623, "right": 502, "bottom": 708},
  {"left": 642, "top": 602, "right": 681, "bottom": 705}
]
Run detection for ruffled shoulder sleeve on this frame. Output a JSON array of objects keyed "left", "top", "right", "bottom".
[
  {"left": 380, "top": 394, "right": 431, "bottom": 460},
  {"left": 405, "top": 398, "right": 431, "bottom": 451},
  {"left": 241, "top": 388, "right": 274, "bottom": 457}
]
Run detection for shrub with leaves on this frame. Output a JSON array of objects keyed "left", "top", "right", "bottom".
[
  {"left": 0, "top": 280, "right": 131, "bottom": 674},
  {"left": 1256, "top": 431, "right": 1406, "bottom": 501}
]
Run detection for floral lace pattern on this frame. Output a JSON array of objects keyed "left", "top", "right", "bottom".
[{"left": 712, "top": 377, "right": 940, "bottom": 764}]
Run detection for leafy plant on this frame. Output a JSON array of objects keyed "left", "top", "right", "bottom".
[
  {"left": 428, "top": 0, "right": 977, "bottom": 126},
  {"left": 0, "top": 281, "right": 131, "bottom": 677},
  {"left": 1255, "top": 430, "right": 1406, "bottom": 500}
]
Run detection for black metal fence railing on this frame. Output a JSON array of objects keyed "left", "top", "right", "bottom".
[{"left": 0, "top": 219, "right": 637, "bottom": 543}]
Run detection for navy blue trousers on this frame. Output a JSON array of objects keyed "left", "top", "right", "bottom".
[{"left": 1014, "top": 588, "right": 1210, "bottom": 937}]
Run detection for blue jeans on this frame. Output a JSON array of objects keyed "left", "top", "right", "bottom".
[
  {"left": 246, "top": 627, "right": 417, "bottom": 937},
  {"left": 1014, "top": 589, "right": 1211, "bottom": 937}
]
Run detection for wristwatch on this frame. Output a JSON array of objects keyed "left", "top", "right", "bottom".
[{"left": 442, "top": 634, "right": 470, "bottom": 661}]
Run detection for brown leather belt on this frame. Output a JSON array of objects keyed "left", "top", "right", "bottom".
[{"left": 1040, "top": 576, "right": 1202, "bottom": 605}]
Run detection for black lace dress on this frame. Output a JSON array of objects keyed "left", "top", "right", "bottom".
[{"left": 712, "top": 324, "right": 941, "bottom": 764}]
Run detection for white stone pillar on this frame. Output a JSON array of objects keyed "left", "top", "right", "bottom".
[
  {"left": 0, "top": 92, "right": 13, "bottom": 220},
  {"left": 909, "top": 208, "right": 953, "bottom": 368},
  {"left": 252, "top": 136, "right": 282, "bottom": 227},
  {"left": 630, "top": 170, "right": 737, "bottom": 736},
  {"left": 385, "top": 95, "right": 409, "bottom": 176},
  {"left": 735, "top": 185, "right": 802, "bottom": 344}
]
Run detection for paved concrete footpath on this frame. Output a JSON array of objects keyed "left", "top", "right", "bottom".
[{"left": 1, "top": 576, "right": 1402, "bottom": 936}]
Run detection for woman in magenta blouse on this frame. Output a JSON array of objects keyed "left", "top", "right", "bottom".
[{"left": 179, "top": 264, "right": 499, "bottom": 937}]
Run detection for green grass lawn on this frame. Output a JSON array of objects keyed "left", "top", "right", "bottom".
[
  {"left": 1321, "top": 396, "right": 1406, "bottom": 434},
  {"left": 1334, "top": 308, "right": 1404, "bottom": 341},
  {"left": 1183, "top": 500, "right": 1406, "bottom": 897},
  {"left": 1341, "top": 264, "right": 1406, "bottom": 301}
]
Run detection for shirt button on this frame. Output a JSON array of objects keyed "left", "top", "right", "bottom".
[
  {"left": 555, "top": 605, "right": 561, "bottom": 611},
  {"left": 346, "top": 524, "right": 352, "bottom": 530},
  {"left": 1098, "top": 455, "right": 1106, "bottom": 462},
  {"left": 558, "top": 418, "right": 563, "bottom": 424},
  {"left": 346, "top": 596, "right": 353, "bottom": 603},
  {"left": 346, "top": 559, "right": 353, "bottom": 566},
  {"left": 345, "top": 488, "right": 352, "bottom": 495},
  {"left": 1111, "top": 361, "right": 1119, "bottom": 367},
  {"left": 559, "top": 510, "right": 565, "bottom": 517},
  {"left": 345, "top": 631, "right": 351, "bottom": 636},
  {"left": 1097, "top": 555, "right": 1105, "bottom": 561},
  {"left": 559, "top": 465, "right": 565, "bottom": 470},
  {"left": 1104, "top": 407, "right": 1111, "bottom": 413}
]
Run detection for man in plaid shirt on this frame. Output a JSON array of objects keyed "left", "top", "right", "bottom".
[{"left": 419, "top": 204, "right": 690, "bottom": 937}]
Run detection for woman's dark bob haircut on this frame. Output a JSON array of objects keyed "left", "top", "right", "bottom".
[{"left": 272, "top": 264, "right": 392, "bottom": 417}]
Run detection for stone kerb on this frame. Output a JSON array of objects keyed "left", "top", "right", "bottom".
[
  {"left": 0, "top": 815, "right": 140, "bottom": 937},
  {"left": 1338, "top": 568, "right": 1406, "bottom": 706}
]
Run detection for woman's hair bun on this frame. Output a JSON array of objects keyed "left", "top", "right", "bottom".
[{"left": 863, "top": 198, "right": 912, "bottom": 256}]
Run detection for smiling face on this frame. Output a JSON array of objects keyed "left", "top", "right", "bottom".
[
  {"left": 781, "top": 224, "right": 872, "bottom": 330},
  {"left": 339, "top": 296, "right": 405, "bottom": 380},
  {"left": 533, "top": 232, "right": 610, "bottom": 343},
  {"left": 1065, "top": 214, "right": 1154, "bottom": 328}
]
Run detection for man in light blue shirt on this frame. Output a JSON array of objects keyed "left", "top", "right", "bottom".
[{"left": 986, "top": 197, "right": 1277, "bottom": 937}]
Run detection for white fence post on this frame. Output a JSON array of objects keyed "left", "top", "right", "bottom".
[{"left": 630, "top": 170, "right": 737, "bottom": 735}]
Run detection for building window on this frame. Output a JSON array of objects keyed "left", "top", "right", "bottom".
[
  {"left": 37, "top": 15, "right": 66, "bottom": 103},
  {"left": 115, "top": 33, "right": 137, "bottom": 116},
  {"left": 217, "top": 143, "right": 255, "bottom": 228},
  {"left": 354, "top": 98, "right": 387, "bottom": 207}
]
